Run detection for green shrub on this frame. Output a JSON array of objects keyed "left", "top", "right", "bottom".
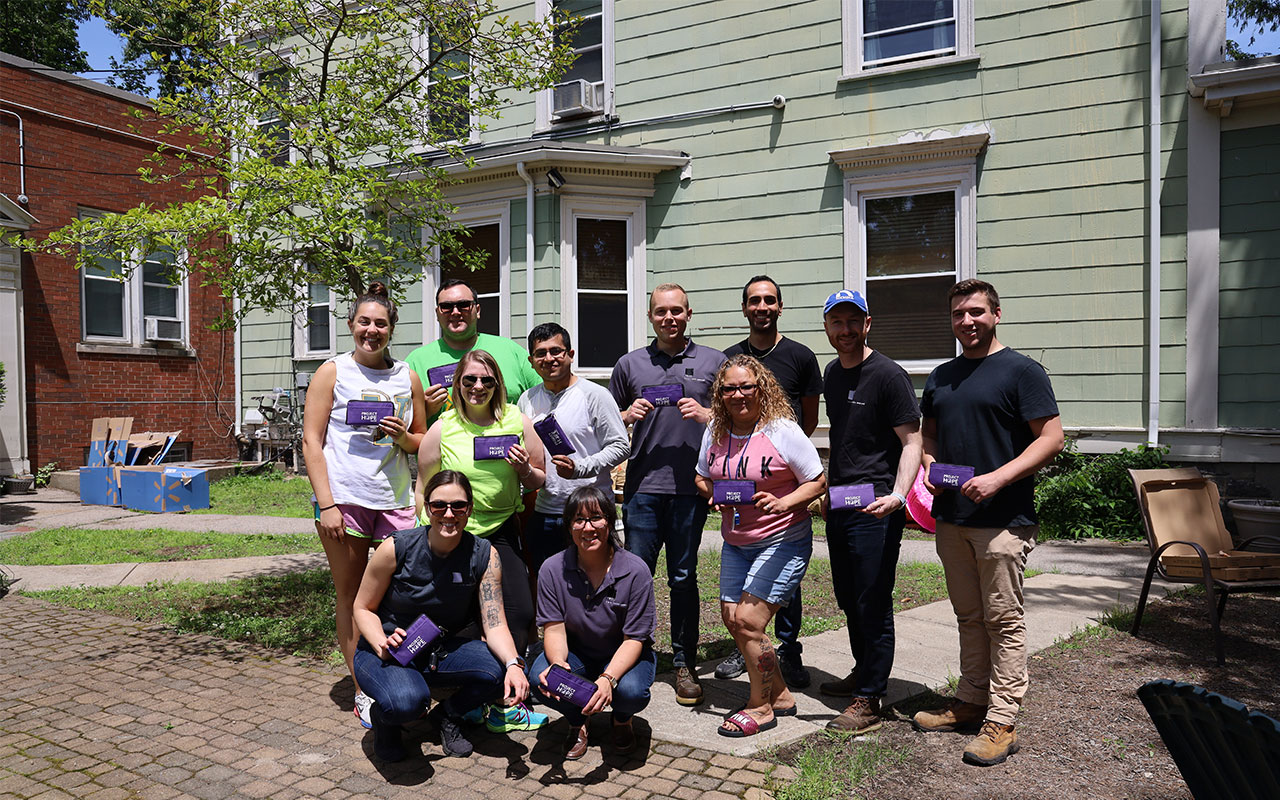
[{"left": 1035, "top": 441, "right": 1167, "bottom": 541}]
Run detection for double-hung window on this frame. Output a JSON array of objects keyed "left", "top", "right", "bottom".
[
  {"left": 295, "top": 282, "right": 336, "bottom": 359},
  {"left": 422, "top": 204, "right": 511, "bottom": 339},
  {"left": 843, "top": 0, "right": 975, "bottom": 77},
  {"left": 425, "top": 32, "right": 472, "bottom": 143},
  {"left": 537, "top": 0, "right": 614, "bottom": 128},
  {"left": 257, "top": 67, "right": 291, "bottom": 166},
  {"left": 79, "top": 210, "right": 188, "bottom": 347}
]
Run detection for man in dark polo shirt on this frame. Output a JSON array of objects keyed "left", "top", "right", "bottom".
[
  {"left": 818, "top": 289, "right": 922, "bottom": 735},
  {"left": 609, "top": 283, "right": 726, "bottom": 706},
  {"left": 912, "top": 279, "right": 1063, "bottom": 767},
  {"left": 717, "top": 275, "right": 823, "bottom": 688}
]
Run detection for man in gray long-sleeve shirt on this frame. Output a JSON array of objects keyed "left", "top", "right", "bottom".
[{"left": 519, "top": 322, "right": 630, "bottom": 572}]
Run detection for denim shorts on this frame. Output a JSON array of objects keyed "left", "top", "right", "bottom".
[{"left": 719, "top": 536, "right": 812, "bottom": 605}]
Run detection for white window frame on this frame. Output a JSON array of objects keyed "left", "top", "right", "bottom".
[
  {"left": 421, "top": 203, "right": 512, "bottom": 341},
  {"left": 559, "top": 195, "right": 645, "bottom": 380},
  {"left": 255, "top": 64, "right": 293, "bottom": 166},
  {"left": 842, "top": 0, "right": 975, "bottom": 78},
  {"left": 535, "top": 0, "right": 615, "bottom": 131},
  {"left": 414, "top": 28, "right": 478, "bottom": 149},
  {"left": 293, "top": 281, "right": 338, "bottom": 360},
  {"left": 843, "top": 163, "right": 976, "bottom": 375},
  {"left": 79, "top": 209, "right": 190, "bottom": 347}
]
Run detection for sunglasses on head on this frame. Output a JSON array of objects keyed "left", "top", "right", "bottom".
[
  {"left": 428, "top": 500, "right": 471, "bottom": 513},
  {"left": 438, "top": 300, "right": 475, "bottom": 313},
  {"left": 460, "top": 374, "right": 496, "bottom": 388}
]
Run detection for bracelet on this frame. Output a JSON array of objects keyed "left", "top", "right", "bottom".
[
  {"left": 889, "top": 492, "right": 907, "bottom": 507},
  {"left": 318, "top": 503, "right": 338, "bottom": 512}
]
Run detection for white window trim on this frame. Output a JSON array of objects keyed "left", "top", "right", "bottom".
[
  {"left": 293, "top": 282, "right": 338, "bottom": 360},
  {"left": 842, "top": 0, "right": 974, "bottom": 79},
  {"left": 255, "top": 60, "right": 294, "bottom": 166},
  {"left": 558, "top": 194, "right": 645, "bottom": 380},
  {"left": 842, "top": 163, "right": 976, "bottom": 375},
  {"left": 421, "top": 202, "right": 512, "bottom": 342},
  {"left": 79, "top": 209, "right": 190, "bottom": 348},
  {"left": 535, "top": 0, "right": 616, "bottom": 132},
  {"left": 412, "top": 28, "right": 480, "bottom": 151}
]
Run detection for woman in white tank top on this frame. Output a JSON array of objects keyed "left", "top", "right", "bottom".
[{"left": 302, "top": 282, "right": 428, "bottom": 729}]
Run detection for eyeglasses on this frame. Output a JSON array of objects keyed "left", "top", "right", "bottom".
[
  {"left": 533, "top": 346, "right": 568, "bottom": 359},
  {"left": 428, "top": 500, "right": 471, "bottom": 513},
  {"left": 438, "top": 300, "right": 475, "bottom": 313},
  {"left": 719, "top": 383, "right": 759, "bottom": 396},
  {"left": 460, "top": 375, "right": 496, "bottom": 389},
  {"left": 571, "top": 515, "right": 607, "bottom": 528}
]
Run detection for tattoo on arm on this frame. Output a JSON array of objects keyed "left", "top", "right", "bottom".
[{"left": 479, "top": 560, "right": 504, "bottom": 632}]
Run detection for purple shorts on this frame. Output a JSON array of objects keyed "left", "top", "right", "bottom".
[{"left": 314, "top": 502, "right": 415, "bottom": 544}]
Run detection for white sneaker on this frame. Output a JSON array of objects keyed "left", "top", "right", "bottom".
[{"left": 354, "top": 692, "right": 374, "bottom": 729}]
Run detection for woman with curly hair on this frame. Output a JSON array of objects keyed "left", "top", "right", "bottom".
[{"left": 694, "top": 355, "right": 825, "bottom": 738}]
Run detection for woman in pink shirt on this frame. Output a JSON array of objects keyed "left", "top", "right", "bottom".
[{"left": 695, "top": 355, "right": 826, "bottom": 738}]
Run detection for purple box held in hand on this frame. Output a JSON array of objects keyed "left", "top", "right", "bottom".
[
  {"left": 427, "top": 363, "right": 458, "bottom": 388},
  {"left": 475, "top": 435, "right": 520, "bottom": 461},
  {"left": 641, "top": 383, "right": 684, "bottom": 407},
  {"left": 713, "top": 480, "right": 756, "bottom": 505},
  {"left": 533, "top": 414, "right": 575, "bottom": 456},
  {"left": 389, "top": 614, "right": 442, "bottom": 666},
  {"left": 545, "top": 664, "right": 598, "bottom": 709},
  {"left": 346, "top": 400, "right": 394, "bottom": 427},
  {"left": 829, "top": 483, "right": 876, "bottom": 510},
  {"left": 929, "top": 463, "right": 975, "bottom": 490}
]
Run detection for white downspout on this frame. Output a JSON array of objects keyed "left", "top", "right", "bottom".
[
  {"left": 515, "top": 161, "right": 535, "bottom": 336},
  {"left": 1147, "top": 0, "right": 1162, "bottom": 447}
]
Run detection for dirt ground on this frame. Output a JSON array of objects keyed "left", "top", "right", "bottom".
[{"left": 775, "top": 588, "right": 1280, "bottom": 800}]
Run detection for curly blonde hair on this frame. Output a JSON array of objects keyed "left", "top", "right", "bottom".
[{"left": 709, "top": 355, "right": 795, "bottom": 444}]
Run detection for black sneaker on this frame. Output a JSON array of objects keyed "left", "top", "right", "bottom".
[
  {"left": 370, "top": 705, "right": 407, "bottom": 762},
  {"left": 714, "top": 650, "right": 746, "bottom": 679},
  {"left": 438, "top": 712, "right": 474, "bottom": 757},
  {"left": 779, "top": 652, "right": 811, "bottom": 689}
]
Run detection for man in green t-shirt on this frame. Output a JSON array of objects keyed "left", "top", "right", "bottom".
[{"left": 405, "top": 278, "right": 543, "bottom": 427}]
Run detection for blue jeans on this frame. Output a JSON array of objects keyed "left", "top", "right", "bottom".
[
  {"left": 529, "top": 647, "right": 656, "bottom": 725},
  {"left": 775, "top": 587, "right": 803, "bottom": 658},
  {"left": 352, "top": 637, "right": 504, "bottom": 724},
  {"left": 826, "top": 508, "right": 905, "bottom": 698},
  {"left": 527, "top": 511, "right": 571, "bottom": 576},
  {"left": 622, "top": 493, "right": 708, "bottom": 667}
]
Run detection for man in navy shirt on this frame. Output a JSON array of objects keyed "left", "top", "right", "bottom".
[
  {"left": 912, "top": 279, "right": 1063, "bottom": 767},
  {"left": 718, "top": 275, "right": 822, "bottom": 688}
]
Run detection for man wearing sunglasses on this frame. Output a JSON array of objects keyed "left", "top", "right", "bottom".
[
  {"left": 518, "top": 322, "right": 630, "bottom": 573},
  {"left": 717, "top": 275, "right": 823, "bottom": 689},
  {"left": 405, "top": 278, "right": 543, "bottom": 427}
]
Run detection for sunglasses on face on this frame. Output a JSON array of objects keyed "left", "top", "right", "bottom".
[
  {"left": 438, "top": 300, "right": 475, "bottom": 313},
  {"left": 460, "top": 374, "right": 496, "bottom": 388},
  {"left": 719, "top": 383, "right": 759, "bottom": 396},
  {"left": 428, "top": 500, "right": 471, "bottom": 513},
  {"left": 533, "top": 346, "right": 568, "bottom": 359}
]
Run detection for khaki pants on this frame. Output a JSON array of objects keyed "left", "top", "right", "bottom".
[{"left": 934, "top": 521, "right": 1037, "bottom": 725}]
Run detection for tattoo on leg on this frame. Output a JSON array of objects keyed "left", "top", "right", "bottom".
[{"left": 757, "top": 636, "right": 777, "bottom": 700}]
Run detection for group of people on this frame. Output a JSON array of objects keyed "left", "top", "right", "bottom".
[{"left": 301, "top": 270, "right": 1062, "bottom": 769}]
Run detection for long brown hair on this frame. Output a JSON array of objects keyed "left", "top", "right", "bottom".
[
  {"left": 708, "top": 354, "right": 794, "bottom": 444},
  {"left": 449, "top": 349, "right": 508, "bottom": 422}
]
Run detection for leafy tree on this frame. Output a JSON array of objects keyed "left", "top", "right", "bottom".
[
  {"left": 1227, "top": 0, "right": 1280, "bottom": 59},
  {"left": 0, "top": 0, "right": 90, "bottom": 73},
  {"left": 38, "top": 0, "right": 575, "bottom": 328},
  {"left": 94, "top": 0, "right": 207, "bottom": 97}
]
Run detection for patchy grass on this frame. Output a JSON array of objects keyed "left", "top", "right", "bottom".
[
  {"left": 192, "top": 471, "right": 315, "bottom": 518},
  {"left": 0, "top": 527, "right": 321, "bottom": 565},
  {"left": 765, "top": 731, "right": 908, "bottom": 800}
]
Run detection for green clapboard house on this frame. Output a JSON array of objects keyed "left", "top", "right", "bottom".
[{"left": 236, "top": 0, "right": 1280, "bottom": 485}]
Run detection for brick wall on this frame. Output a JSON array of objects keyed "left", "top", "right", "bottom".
[{"left": 1, "top": 59, "right": 237, "bottom": 469}]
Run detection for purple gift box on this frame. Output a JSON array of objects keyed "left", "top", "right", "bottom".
[
  {"left": 474, "top": 434, "right": 519, "bottom": 460},
  {"left": 546, "top": 664, "right": 598, "bottom": 709},
  {"left": 641, "top": 383, "right": 684, "bottom": 407},
  {"left": 389, "top": 614, "right": 442, "bottom": 666},
  {"left": 929, "top": 463, "right": 975, "bottom": 490},
  {"left": 713, "top": 479, "right": 756, "bottom": 505},
  {"left": 533, "top": 414, "right": 575, "bottom": 456},
  {"left": 427, "top": 362, "right": 458, "bottom": 388},
  {"left": 345, "top": 400, "right": 394, "bottom": 427},
  {"left": 829, "top": 483, "right": 876, "bottom": 509}
]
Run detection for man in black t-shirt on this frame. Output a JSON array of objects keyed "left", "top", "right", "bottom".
[
  {"left": 717, "top": 275, "right": 823, "bottom": 688},
  {"left": 817, "top": 289, "right": 921, "bottom": 735},
  {"left": 912, "top": 279, "right": 1063, "bottom": 768}
]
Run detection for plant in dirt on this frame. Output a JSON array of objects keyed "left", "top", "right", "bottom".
[
  {"left": 34, "top": 462, "right": 59, "bottom": 488},
  {"left": 1035, "top": 441, "right": 1167, "bottom": 540},
  {"left": 766, "top": 731, "right": 907, "bottom": 800}
]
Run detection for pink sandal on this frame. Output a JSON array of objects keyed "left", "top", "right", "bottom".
[{"left": 718, "top": 710, "right": 778, "bottom": 738}]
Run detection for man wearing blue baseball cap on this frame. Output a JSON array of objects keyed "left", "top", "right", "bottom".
[{"left": 817, "top": 289, "right": 922, "bottom": 735}]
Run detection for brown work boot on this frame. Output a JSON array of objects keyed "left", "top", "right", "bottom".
[
  {"left": 962, "top": 720, "right": 1019, "bottom": 766},
  {"left": 826, "top": 696, "right": 882, "bottom": 734},
  {"left": 819, "top": 670, "right": 857, "bottom": 697},
  {"left": 563, "top": 722, "right": 589, "bottom": 761},
  {"left": 674, "top": 666, "right": 704, "bottom": 706},
  {"left": 911, "top": 698, "right": 987, "bottom": 732}
]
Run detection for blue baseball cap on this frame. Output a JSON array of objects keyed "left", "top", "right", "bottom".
[{"left": 823, "top": 289, "right": 869, "bottom": 315}]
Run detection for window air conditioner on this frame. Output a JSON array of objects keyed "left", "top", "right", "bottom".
[
  {"left": 144, "top": 316, "right": 184, "bottom": 343},
  {"left": 552, "top": 79, "right": 605, "bottom": 119}
]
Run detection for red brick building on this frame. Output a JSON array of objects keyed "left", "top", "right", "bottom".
[{"left": 0, "top": 52, "right": 236, "bottom": 473}]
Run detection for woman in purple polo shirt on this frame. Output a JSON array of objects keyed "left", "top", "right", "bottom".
[
  {"left": 531, "top": 486, "right": 657, "bottom": 760},
  {"left": 695, "top": 355, "right": 826, "bottom": 738}
]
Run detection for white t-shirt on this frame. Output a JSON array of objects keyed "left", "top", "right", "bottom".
[
  {"left": 518, "top": 378, "right": 629, "bottom": 514},
  {"left": 322, "top": 352, "right": 415, "bottom": 509}
]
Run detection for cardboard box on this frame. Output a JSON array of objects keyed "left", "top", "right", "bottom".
[
  {"left": 88, "top": 418, "right": 111, "bottom": 467},
  {"left": 107, "top": 417, "right": 133, "bottom": 465},
  {"left": 79, "top": 466, "right": 123, "bottom": 506},
  {"left": 119, "top": 466, "right": 210, "bottom": 512}
]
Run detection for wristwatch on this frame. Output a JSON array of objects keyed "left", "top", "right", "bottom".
[
  {"left": 504, "top": 655, "right": 526, "bottom": 670},
  {"left": 600, "top": 672, "right": 619, "bottom": 690}
]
